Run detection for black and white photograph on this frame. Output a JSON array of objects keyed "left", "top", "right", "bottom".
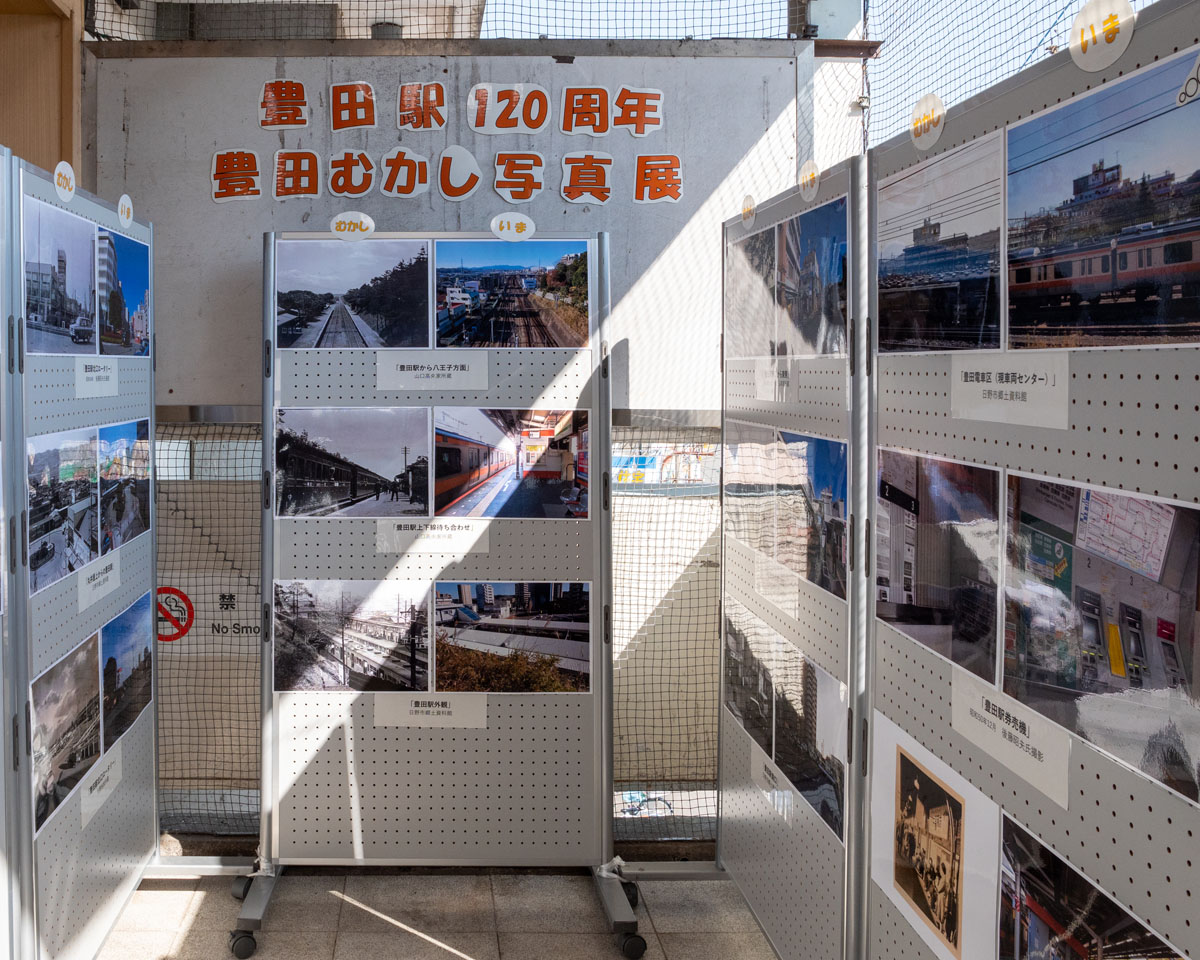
[
  {"left": 27, "top": 426, "right": 99, "bottom": 594},
  {"left": 274, "top": 580, "right": 430, "bottom": 692},
  {"left": 101, "top": 591, "right": 153, "bottom": 750},
  {"left": 275, "top": 238, "right": 429, "bottom": 348},
  {"left": 97, "top": 230, "right": 151, "bottom": 356},
  {"left": 776, "top": 431, "right": 848, "bottom": 599},
  {"left": 435, "top": 239, "right": 589, "bottom": 347},
  {"left": 723, "top": 598, "right": 777, "bottom": 757},
  {"left": 23, "top": 195, "right": 98, "bottom": 355},
  {"left": 876, "top": 450, "right": 1001, "bottom": 682},
  {"left": 724, "top": 227, "right": 778, "bottom": 359},
  {"left": 32, "top": 633, "right": 101, "bottom": 831},
  {"left": 99, "top": 419, "right": 151, "bottom": 555},
  {"left": 275, "top": 407, "right": 430, "bottom": 517},
  {"left": 433, "top": 582, "right": 590, "bottom": 692},
  {"left": 878, "top": 134, "right": 1002, "bottom": 352},
  {"left": 775, "top": 197, "right": 848, "bottom": 356},
  {"left": 434, "top": 408, "right": 588, "bottom": 519},
  {"left": 999, "top": 817, "right": 1184, "bottom": 959},
  {"left": 1007, "top": 52, "right": 1200, "bottom": 348},
  {"left": 722, "top": 419, "right": 775, "bottom": 557}
]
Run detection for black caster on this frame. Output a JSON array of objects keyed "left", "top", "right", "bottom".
[
  {"left": 619, "top": 933, "right": 647, "bottom": 958},
  {"left": 621, "top": 880, "right": 639, "bottom": 909},
  {"left": 230, "top": 876, "right": 253, "bottom": 902},
  {"left": 229, "top": 930, "right": 256, "bottom": 958}
]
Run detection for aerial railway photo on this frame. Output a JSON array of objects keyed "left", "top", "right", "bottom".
[
  {"left": 435, "top": 239, "right": 589, "bottom": 348},
  {"left": 275, "top": 237, "right": 429, "bottom": 348},
  {"left": 27, "top": 426, "right": 99, "bottom": 594},
  {"left": 434, "top": 408, "right": 589, "bottom": 519}
]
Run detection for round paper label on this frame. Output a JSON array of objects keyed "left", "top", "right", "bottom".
[
  {"left": 490, "top": 212, "right": 536, "bottom": 241},
  {"left": 330, "top": 211, "right": 375, "bottom": 240},
  {"left": 1069, "top": 0, "right": 1135, "bottom": 73},
  {"left": 53, "top": 160, "right": 76, "bottom": 202},
  {"left": 910, "top": 94, "right": 946, "bottom": 151},
  {"left": 799, "top": 161, "right": 820, "bottom": 202}
]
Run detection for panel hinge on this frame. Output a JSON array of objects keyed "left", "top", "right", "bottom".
[
  {"left": 263, "top": 471, "right": 271, "bottom": 510},
  {"left": 17, "top": 323, "right": 23, "bottom": 374},
  {"left": 11, "top": 714, "right": 18, "bottom": 772},
  {"left": 7, "top": 516, "right": 15, "bottom": 576},
  {"left": 861, "top": 716, "right": 869, "bottom": 777},
  {"left": 262, "top": 602, "right": 271, "bottom": 641},
  {"left": 848, "top": 315, "right": 855, "bottom": 378},
  {"left": 863, "top": 517, "right": 871, "bottom": 581},
  {"left": 6, "top": 316, "right": 13, "bottom": 374},
  {"left": 20, "top": 510, "right": 27, "bottom": 567},
  {"left": 602, "top": 472, "right": 611, "bottom": 511},
  {"left": 263, "top": 339, "right": 272, "bottom": 379},
  {"left": 847, "top": 513, "right": 855, "bottom": 571},
  {"left": 604, "top": 604, "right": 612, "bottom": 644},
  {"left": 865, "top": 315, "right": 873, "bottom": 377},
  {"left": 846, "top": 706, "right": 854, "bottom": 767},
  {"left": 24, "top": 702, "right": 31, "bottom": 757},
  {"left": 152, "top": 333, "right": 157, "bottom": 371},
  {"left": 600, "top": 340, "right": 609, "bottom": 379}
]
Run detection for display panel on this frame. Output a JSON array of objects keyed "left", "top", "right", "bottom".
[
  {"left": 877, "top": 133, "right": 1002, "bottom": 352},
  {"left": 876, "top": 450, "right": 1001, "bottom": 682},
  {"left": 1007, "top": 51, "right": 1200, "bottom": 349},
  {"left": 433, "top": 581, "right": 590, "bottom": 692},
  {"left": 775, "top": 196, "right": 849, "bottom": 357},
  {"left": 723, "top": 226, "right": 777, "bottom": 359},
  {"left": 275, "top": 237, "right": 430, "bottom": 348},
  {"left": 99, "top": 419, "right": 150, "bottom": 555},
  {"left": 100, "top": 591, "right": 153, "bottom": 750},
  {"left": 98, "top": 229, "right": 151, "bottom": 356},
  {"left": 22, "top": 195, "right": 98, "bottom": 355},
  {"left": 1003, "top": 476, "right": 1200, "bottom": 801},
  {"left": 433, "top": 408, "right": 588, "bottom": 518},
  {"left": 273, "top": 579, "right": 431, "bottom": 691},
  {"left": 434, "top": 239, "right": 589, "bottom": 348},
  {"left": 275, "top": 407, "right": 430, "bottom": 517},
  {"left": 27, "top": 426, "right": 99, "bottom": 594},
  {"left": 776, "top": 430, "right": 848, "bottom": 599},
  {"left": 723, "top": 418, "right": 774, "bottom": 556},
  {"left": 999, "top": 816, "right": 1184, "bottom": 959}
]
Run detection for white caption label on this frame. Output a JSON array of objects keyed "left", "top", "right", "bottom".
[
  {"left": 748, "top": 737, "right": 795, "bottom": 826},
  {"left": 376, "top": 519, "right": 489, "bottom": 556},
  {"left": 54, "top": 161, "right": 76, "bottom": 202},
  {"left": 754, "top": 357, "right": 780, "bottom": 403},
  {"left": 491, "top": 211, "right": 536, "bottom": 239},
  {"left": 117, "top": 194, "right": 134, "bottom": 229},
  {"left": 1070, "top": 0, "right": 1135, "bottom": 73},
  {"left": 951, "top": 670, "right": 1071, "bottom": 808},
  {"left": 799, "top": 160, "right": 820, "bottom": 201},
  {"left": 81, "top": 742, "right": 123, "bottom": 828},
  {"left": 79, "top": 552, "right": 121, "bottom": 612},
  {"left": 950, "top": 352, "right": 1069, "bottom": 429},
  {"left": 75, "top": 357, "right": 119, "bottom": 398},
  {"left": 330, "top": 210, "right": 375, "bottom": 240},
  {"left": 377, "top": 349, "right": 489, "bottom": 391},
  {"left": 910, "top": 93, "right": 946, "bottom": 151},
  {"left": 375, "top": 693, "right": 488, "bottom": 728}
]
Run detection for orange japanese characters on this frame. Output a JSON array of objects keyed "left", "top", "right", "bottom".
[
  {"left": 614, "top": 87, "right": 664, "bottom": 137},
  {"left": 633, "top": 154, "right": 682, "bottom": 203},
  {"left": 330, "top": 81, "right": 376, "bottom": 131},
  {"left": 561, "top": 152, "right": 614, "bottom": 204},
  {"left": 329, "top": 152, "right": 374, "bottom": 196},
  {"left": 273, "top": 151, "right": 320, "bottom": 198},
  {"left": 437, "top": 145, "right": 483, "bottom": 201},
  {"left": 260, "top": 80, "right": 309, "bottom": 127},
  {"left": 397, "top": 82, "right": 446, "bottom": 130},
  {"left": 211, "top": 150, "right": 261, "bottom": 202},
  {"left": 379, "top": 146, "right": 431, "bottom": 198},
  {"left": 494, "top": 152, "right": 546, "bottom": 203},
  {"left": 561, "top": 87, "right": 610, "bottom": 136}
]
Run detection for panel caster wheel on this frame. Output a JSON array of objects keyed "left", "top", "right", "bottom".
[
  {"left": 621, "top": 880, "right": 639, "bottom": 909},
  {"left": 230, "top": 876, "right": 253, "bottom": 902},
  {"left": 619, "top": 933, "right": 647, "bottom": 958},
  {"left": 229, "top": 930, "right": 257, "bottom": 958}
]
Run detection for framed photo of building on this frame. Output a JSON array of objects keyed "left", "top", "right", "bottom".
[
  {"left": 27, "top": 426, "right": 99, "bottom": 595},
  {"left": 23, "top": 196, "right": 98, "bottom": 356}
]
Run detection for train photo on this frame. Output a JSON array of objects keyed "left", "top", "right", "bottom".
[{"left": 433, "top": 427, "right": 516, "bottom": 512}]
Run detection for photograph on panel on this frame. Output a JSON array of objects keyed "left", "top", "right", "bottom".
[
  {"left": 101, "top": 591, "right": 153, "bottom": 750},
  {"left": 27, "top": 426, "right": 99, "bottom": 594},
  {"left": 877, "top": 134, "right": 1002, "bottom": 352},
  {"left": 875, "top": 450, "right": 1000, "bottom": 682},
  {"left": 22, "top": 195, "right": 98, "bottom": 355},
  {"left": 775, "top": 196, "right": 848, "bottom": 357},
  {"left": 99, "top": 419, "right": 151, "bottom": 555},
  {"left": 723, "top": 597, "right": 776, "bottom": 756},
  {"left": 999, "top": 816, "right": 1184, "bottom": 959},
  {"left": 275, "top": 237, "right": 429, "bottom": 348},
  {"left": 275, "top": 407, "right": 430, "bottom": 517},
  {"left": 32, "top": 633, "right": 101, "bottom": 831},
  {"left": 1007, "top": 52, "right": 1200, "bottom": 348},
  {"left": 97, "top": 229, "right": 151, "bottom": 356},
  {"left": 434, "top": 239, "right": 589, "bottom": 348},
  {"left": 434, "top": 408, "right": 588, "bottom": 519},
  {"left": 772, "top": 639, "right": 847, "bottom": 838},
  {"left": 723, "top": 420, "right": 775, "bottom": 557},
  {"left": 274, "top": 579, "right": 430, "bottom": 692},
  {"left": 433, "top": 582, "right": 590, "bottom": 692},
  {"left": 724, "top": 226, "right": 778, "bottom": 359},
  {"left": 1003, "top": 476, "right": 1200, "bottom": 802},
  {"left": 776, "top": 431, "right": 848, "bottom": 599}
]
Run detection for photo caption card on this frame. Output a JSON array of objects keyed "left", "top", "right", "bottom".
[
  {"left": 950, "top": 353, "right": 1069, "bottom": 429},
  {"left": 375, "top": 693, "right": 488, "bottom": 728},
  {"left": 81, "top": 741, "right": 123, "bottom": 828},
  {"left": 75, "top": 357, "right": 119, "bottom": 398},
  {"left": 377, "top": 350, "right": 488, "bottom": 391},
  {"left": 79, "top": 552, "right": 121, "bottom": 611},
  {"left": 376, "top": 519, "right": 489, "bottom": 555}
]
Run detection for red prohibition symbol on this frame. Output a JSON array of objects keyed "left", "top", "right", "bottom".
[{"left": 157, "top": 586, "right": 195, "bottom": 642}]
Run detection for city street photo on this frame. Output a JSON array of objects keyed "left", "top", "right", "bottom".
[
  {"left": 435, "top": 239, "right": 589, "bottom": 348},
  {"left": 98, "top": 230, "right": 151, "bottom": 356},
  {"left": 23, "top": 196, "right": 97, "bottom": 355},
  {"left": 32, "top": 633, "right": 101, "bottom": 831},
  {"left": 723, "top": 598, "right": 776, "bottom": 757},
  {"left": 27, "top": 426, "right": 99, "bottom": 594},
  {"left": 434, "top": 582, "right": 590, "bottom": 692},
  {"left": 276, "top": 407, "right": 430, "bottom": 517},
  {"left": 434, "top": 408, "right": 589, "bottom": 519},
  {"left": 101, "top": 592, "right": 153, "bottom": 750},
  {"left": 724, "top": 226, "right": 779, "bottom": 359},
  {"left": 274, "top": 579, "right": 430, "bottom": 692},
  {"left": 776, "top": 431, "right": 847, "bottom": 599},
  {"left": 99, "top": 419, "right": 151, "bottom": 555},
  {"left": 275, "top": 238, "right": 429, "bottom": 348},
  {"left": 775, "top": 197, "right": 848, "bottom": 356}
]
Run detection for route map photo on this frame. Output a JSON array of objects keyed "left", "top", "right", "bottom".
[{"left": 1075, "top": 488, "right": 1175, "bottom": 581}]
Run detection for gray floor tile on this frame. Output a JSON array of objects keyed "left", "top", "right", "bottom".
[
  {"left": 263, "top": 874, "right": 346, "bottom": 931},
  {"left": 498, "top": 932, "right": 666, "bottom": 960},
  {"left": 334, "top": 930, "right": 502, "bottom": 960},
  {"left": 658, "top": 931, "right": 779, "bottom": 960},
  {"left": 639, "top": 880, "right": 761, "bottom": 934},
  {"left": 113, "top": 879, "right": 198, "bottom": 932},
  {"left": 183, "top": 875, "right": 244, "bottom": 931},
  {"left": 173, "top": 929, "right": 337, "bottom": 960},
  {"left": 340, "top": 874, "right": 496, "bottom": 932},
  {"left": 96, "top": 930, "right": 177, "bottom": 960},
  {"left": 491, "top": 875, "right": 609, "bottom": 933}
]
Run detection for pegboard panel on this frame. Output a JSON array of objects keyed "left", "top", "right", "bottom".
[
  {"left": 275, "top": 692, "right": 599, "bottom": 864},
  {"left": 719, "top": 709, "right": 845, "bottom": 960},
  {"left": 724, "top": 161, "right": 853, "bottom": 247},
  {"left": 725, "top": 535, "right": 847, "bottom": 683},
  {"left": 23, "top": 359, "right": 152, "bottom": 433},
  {"left": 867, "top": 879, "right": 938, "bottom": 960},
  {"left": 726, "top": 357, "right": 850, "bottom": 439},
  {"left": 34, "top": 710, "right": 156, "bottom": 960},
  {"left": 276, "top": 348, "right": 595, "bottom": 409},
  {"left": 29, "top": 503, "right": 153, "bottom": 678},
  {"left": 877, "top": 347, "right": 1200, "bottom": 504},
  {"left": 874, "top": 620, "right": 1200, "bottom": 957}
]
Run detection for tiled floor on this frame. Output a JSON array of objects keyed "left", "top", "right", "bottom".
[{"left": 98, "top": 871, "right": 780, "bottom": 960}]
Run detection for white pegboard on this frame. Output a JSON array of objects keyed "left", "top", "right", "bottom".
[
  {"left": 726, "top": 357, "right": 850, "bottom": 439},
  {"left": 23, "top": 359, "right": 152, "bottom": 434},
  {"left": 867, "top": 879, "right": 936, "bottom": 960}
]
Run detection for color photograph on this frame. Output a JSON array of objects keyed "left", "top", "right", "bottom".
[
  {"left": 23, "top": 196, "right": 98, "bottom": 355},
  {"left": 776, "top": 431, "right": 848, "bottom": 599},
  {"left": 32, "top": 634, "right": 101, "bottom": 831},
  {"left": 101, "top": 592, "right": 153, "bottom": 750},
  {"left": 723, "top": 597, "right": 777, "bottom": 757},
  {"left": 775, "top": 197, "right": 848, "bottom": 357},
  {"left": 435, "top": 239, "right": 589, "bottom": 347},
  {"left": 876, "top": 450, "right": 1001, "bottom": 683},
  {"left": 1007, "top": 53, "right": 1200, "bottom": 348},
  {"left": 434, "top": 408, "right": 588, "bottom": 519},
  {"left": 274, "top": 579, "right": 430, "bottom": 692},
  {"left": 999, "top": 816, "right": 1184, "bottom": 959},
  {"left": 1003, "top": 476, "right": 1200, "bottom": 803},
  {"left": 275, "top": 407, "right": 430, "bottom": 517},
  {"left": 27, "top": 426, "right": 99, "bottom": 594},
  {"left": 275, "top": 238, "right": 429, "bottom": 348},
  {"left": 433, "top": 581, "right": 590, "bottom": 692},
  {"left": 99, "top": 419, "right": 151, "bottom": 555},
  {"left": 724, "top": 227, "right": 778, "bottom": 359},
  {"left": 878, "top": 134, "right": 1002, "bottom": 352},
  {"left": 97, "top": 230, "right": 151, "bottom": 356}
]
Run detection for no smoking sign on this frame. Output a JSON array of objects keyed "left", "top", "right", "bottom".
[{"left": 157, "top": 586, "right": 195, "bottom": 642}]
